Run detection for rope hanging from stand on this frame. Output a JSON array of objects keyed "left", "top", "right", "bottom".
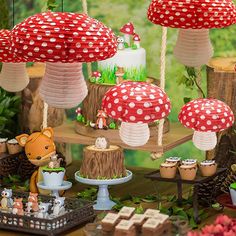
[
  {"left": 81, "top": 0, "right": 92, "bottom": 78},
  {"left": 152, "top": 26, "right": 167, "bottom": 160}
]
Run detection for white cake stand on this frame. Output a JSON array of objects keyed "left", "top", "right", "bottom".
[
  {"left": 37, "top": 181, "right": 72, "bottom": 197},
  {"left": 75, "top": 170, "right": 132, "bottom": 210}
]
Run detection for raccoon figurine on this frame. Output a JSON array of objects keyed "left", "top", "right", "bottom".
[{"left": 1, "top": 188, "right": 13, "bottom": 209}]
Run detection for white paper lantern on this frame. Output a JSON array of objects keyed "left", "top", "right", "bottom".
[
  {"left": 119, "top": 122, "right": 150, "bottom": 147},
  {"left": 192, "top": 131, "right": 217, "bottom": 151},
  {"left": 39, "top": 62, "right": 88, "bottom": 109},
  {"left": 173, "top": 29, "right": 214, "bottom": 67},
  {"left": 0, "top": 62, "right": 29, "bottom": 92}
]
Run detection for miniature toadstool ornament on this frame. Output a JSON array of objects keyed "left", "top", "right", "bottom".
[
  {"left": 102, "top": 82, "right": 171, "bottom": 147},
  {"left": 133, "top": 34, "right": 141, "bottom": 49},
  {"left": 0, "top": 29, "right": 29, "bottom": 92},
  {"left": 178, "top": 98, "right": 235, "bottom": 151},
  {"left": 147, "top": 0, "right": 236, "bottom": 67},
  {"left": 92, "top": 71, "right": 102, "bottom": 82},
  {"left": 11, "top": 12, "right": 117, "bottom": 108},
  {"left": 120, "top": 22, "right": 135, "bottom": 46}
]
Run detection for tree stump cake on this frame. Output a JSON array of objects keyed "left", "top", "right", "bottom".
[{"left": 80, "top": 144, "right": 126, "bottom": 179}]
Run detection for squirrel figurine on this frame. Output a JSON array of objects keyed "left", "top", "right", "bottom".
[
  {"left": 115, "top": 66, "right": 125, "bottom": 84},
  {"left": 12, "top": 198, "right": 24, "bottom": 216},
  {"left": 48, "top": 154, "right": 63, "bottom": 169},
  {"left": 51, "top": 197, "right": 65, "bottom": 217},
  {"left": 96, "top": 110, "right": 108, "bottom": 130}
]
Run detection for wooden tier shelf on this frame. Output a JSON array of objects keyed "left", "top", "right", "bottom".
[{"left": 54, "top": 122, "right": 193, "bottom": 152}]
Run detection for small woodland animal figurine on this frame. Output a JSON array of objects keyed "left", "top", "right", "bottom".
[
  {"left": 1, "top": 188, "right": 13, "bottom": 209},
  {"left": 96, "top": 110, "right": 108, "bottom": 130},
  {"left": 115, "top": 67, "right": 125, "bottom": 84},
  {"left": 12, "top": 198, "right": 24, "bottom": 216},
  {"left": 48, "top": 154, "right": 63, "bottom": 169},
  {"left": 27, "top": 192, "right": 39, "bottom": 212},
  {"left": 117, "top": 36, "right": 125, "bottom": 50},
  {"left": 51, "top": 197, "right": 65, "bottom": 217},
  {"left": 36, "top": 202, "right": 51, "bottom": 219},
  {"left": 95, "top": 137, "right": 110, "bottom": 149},
  {"left": 16, "top": 128, "right": 56, "bottom": 194}
]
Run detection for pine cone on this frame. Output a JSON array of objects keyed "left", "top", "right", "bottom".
[{"left": 221, "top": 164, "right": 236, "bottom": 193}]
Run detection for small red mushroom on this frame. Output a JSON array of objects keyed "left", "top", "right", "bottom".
[
  {"left": 178, "top": 98, "right": 234, "bottom": 151},
  {"left": 102, "top": 81, "right": 171, "bottom": 147},
  {"left": 133, "top": 33, "right": 141, "bottom": 49},
  {"left": 92, "top": 71, "right": 102, "bottom": 82},
  {"left": 120, "top": 22, "right": 135, "bottom": 46}
]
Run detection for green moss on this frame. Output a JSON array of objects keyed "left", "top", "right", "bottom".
[
  {"left": 42, "top": 167, "right": 65, "bottom": 172},
  {"left": 98, "top": 66, "right": 117, "bottom": 84},
  {"left": 230, "top": 183, "right": 236, "bottom": 190}
]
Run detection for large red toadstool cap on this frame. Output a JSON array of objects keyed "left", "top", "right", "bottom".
[
  {"left": 0, "top": 29, "right": 29, "bottom": 92},
  {"left": 102, "top": 81, "right": 171, "bottom": 146},
  {"left": 120, "top": 22, "right": 135, "bottom": 35},
  {"left": 147, "top": 0, "right": 236, "bottom": 29},
  {"left": 147, "top": 0, "right": 236, "bottom": 67},
  {"left": 11, "top": 12, "right": 117, "bottom": 63},
  {"left": 178, "top": 98, "right": 234, "bottom": 150}
]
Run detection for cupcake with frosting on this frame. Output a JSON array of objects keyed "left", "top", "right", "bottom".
[
  {"left": 160, "top": 162, "right": 177, "bottom": 179},
  {"left": 165, "top": 157, "right": 181, "bottom": 165},
  {"left": 199, "top": 160, "right": 217, "bottom": 177},
  {"left": 7, "top": 139, "right": 22, "bottom": 154},
  {"left": 179, "top": 164, "right": 197, "bottom": 181},
  {"left": 182, "top": 159, "right": 197, "bottom": 167},
  {"left": 0, "top": 138, "right": 8, "bottom": 153}
]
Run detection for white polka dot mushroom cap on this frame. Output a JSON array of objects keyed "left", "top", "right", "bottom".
[
  {"left": 0, "top": 29, "right": 26, "bottom": 63},
  {"left": 120, "top": 22, "right": 135, "bottom": 35},
  {"left": 102, "top": 81, "right": 171, "bottom": 123},
  {"left": 147, "top": 0, "right": 236, "bottom": 29},
  {"left": 178, "top": 98, "right": 235, "bottom": 132},
  {"left": 10, "top": 12, "right": 117, "bottom": 63}
]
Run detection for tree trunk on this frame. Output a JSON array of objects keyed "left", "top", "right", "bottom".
[
  {"left": 206, "top": 57, "right": 236, "bottom": 163},
  {"left": 80, "top": 145, "right": 126, "bottom": 179}
]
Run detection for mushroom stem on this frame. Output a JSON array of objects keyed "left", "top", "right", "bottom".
[
  {"left": 39, "top": 62, "right": 88, "bottom": 109},
  {"left": 119, "top": 122, "right": 150, "bottom": 147},
  {"left": 174, "top": 29, "right": 214, "bottom": 67},
  {"left": 0, "top": 62, "right": 29, "bottom": 92},
  {"left": 134, "top": 41, "right": 140, "bottom": 49},
  {"left": 192, "top": 131, "right": 217, "bottom": 151},
  {"left": 124, "top": 34, "right": 131, "bottom": 46}
]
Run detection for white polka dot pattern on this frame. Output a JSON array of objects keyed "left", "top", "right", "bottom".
[
  {"left": 178, "top": 98, "right": 234, "bottom": 132},
  {"left": 102, "top": 82, "right": 171, "bottom": 123},
  {"left": 10, "top": 12, "right": 117, "bottom": 62},
  {"left": 147, "top": 0, "right": 236, "bottom": 29},
  {"left": 0, "top": 29, "right": 25, "bottom": 63}
]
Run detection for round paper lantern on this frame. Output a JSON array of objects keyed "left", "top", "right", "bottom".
[
  {"left": 11, "top": 12, "right": 117, "bottom": 108},
  {"left": 178, "top": 98, "right": 235, "bottom": 151},
  {"left": 0, "top": 29, "right": 29, "bottom": 92},
  {"left": 147, "top": 0, "right": 236, "bottom": 67},
  {"left": 102, "top": 82, "right": 171, "bottom": 147},
  {"left": 40, "top": 62, "right": 87, "bottom": 108}
]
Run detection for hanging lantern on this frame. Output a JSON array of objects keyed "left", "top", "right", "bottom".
[
  {"left": 0, "top": 30, "right": 29, "bottom": 92},
  {"left": 147, "top": 0, "right": 236, "bottom": 67},
  {"left": 11, "top": 12, "right": 117, "bottom": 108},
  {"left": 178, "top": 98, "right": 235, "bottom": 151},
  {"left": 102, "top": 82, "right": 171, "bottom": 147}
]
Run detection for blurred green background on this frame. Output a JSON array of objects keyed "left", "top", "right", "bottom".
[{"left": 3, "top": 0, "right": 236, "bottom": 168}]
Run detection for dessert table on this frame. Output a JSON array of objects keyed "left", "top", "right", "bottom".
[{"left": 0, "top": 161, "right": 235, "bottom": 235}]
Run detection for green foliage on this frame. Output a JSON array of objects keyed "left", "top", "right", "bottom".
[
  {"left": 2, "top": 175, "right": 29, "bottom": 191},
  {"left": 77, "top": 188, "right": 98, "bottom": 201},
  {"left": 47, "top": 0, "right": 58, "bottom": 11},
  {"left": 0, "top": 0, "right": 10, "bottom": 29},
  {"left": 131, "top": 44, "right": 138, "bottom": 50},
  {"left": 123, "top": 66, "right": 147, "bottom": 82},
  {"left": 89, "top": 77, "right": 96, "bottom": 83},
  {"left": 0, "top": 89, "right": 20, "bottom": 138},
  {"left": 98, "top": 66, "right": 117, "bottom": 84},
  {"left": 124, "top": 42, "right": 129, "bottom": 48},
  {"left": 109, "top": 122, "right": 116, "bottom": 129}
]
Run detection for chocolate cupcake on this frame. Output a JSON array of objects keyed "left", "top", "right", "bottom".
[
  {"left": 179, "top": 165, "right": 197, "bottom": 181},
  {"left": 160, "top": 162, "right": 177, "bottom": 179},
  {"left": 199, "top": 160, "right": 217, "bottom": 177},
  {"left": 0, "top": 138, "right": 8, "bottom": 153},
  {"left": 7, "top": 139, "right": 22, "bottom": 154}
]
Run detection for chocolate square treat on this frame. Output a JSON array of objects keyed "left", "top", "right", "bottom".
[
  {"left": 142, "top": 218, "right": 161, "bottom": 236},
  {"left": 153, "top": 213, "right": 169, "bottom": 223},
  {"left": 101, "top": 213, "right": 120, "bottom": 233},
  {"left": 118, "top": 206, "right": 135, "bottom": 219},
  {"left": 130, "top": 214, "right": 146, "bottom": 233},
  {"left": 144, "top": 209, "right": 160, "bottom": 219},
  {"left": 114, "top": 220, "right": 136, "bottom": 236}
]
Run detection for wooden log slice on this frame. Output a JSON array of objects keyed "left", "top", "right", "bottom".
[{"left": 80, "top": 145, "right": 126, "bottom": 179}]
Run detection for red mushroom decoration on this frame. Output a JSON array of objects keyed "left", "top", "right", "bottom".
[
  {"left": 0, "top": 29, "right": 29, "bottom": 92},
  {"left": 11, "top": 12, "right": 117, "bottom": 108},
  {"left": 120, "top": 22, "right": 135, "bottom": 46},
  {"left": 178, "top": 98, "right": 234, "bottom": 151},
  {"left": 102, "top": 81, "right": 171, "bottom": 147},
  {"left": 92, "top": 71, "right": 102, "bottom": 82},
  {"left": 133, "top": 33, "right": 141, "bottom": 49},
  {"left": 147, "top": 0, "right": 236, "bottom": 67}
]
